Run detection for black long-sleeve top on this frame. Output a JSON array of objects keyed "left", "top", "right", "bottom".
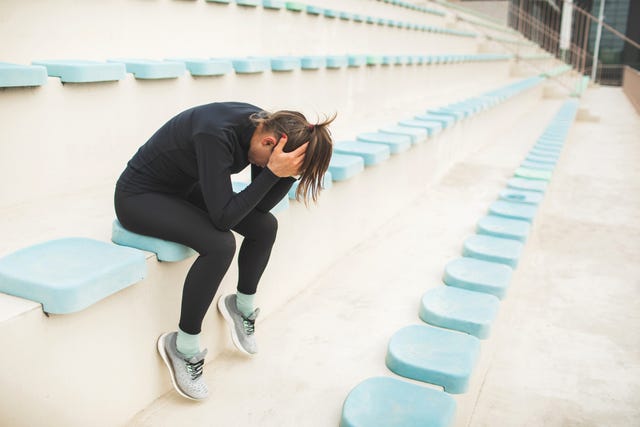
[{"left": 116, "top": 102, "right": 295, "bottom": 230}]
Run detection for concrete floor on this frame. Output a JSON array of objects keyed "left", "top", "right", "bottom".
[{"left": 128, "top": 87, "right": 640, "bottom": 427}]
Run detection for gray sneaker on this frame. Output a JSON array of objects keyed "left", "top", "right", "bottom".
[
  {"left": 157, "top": 331, "right": 208, "bottom": 400},
  {"left": 217, "top": 294, "right": 260, "bottom": 355}
]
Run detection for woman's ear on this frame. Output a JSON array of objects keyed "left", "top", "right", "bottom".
[{"left": 262, "top": 136, "right": 277, "bottom": 147}]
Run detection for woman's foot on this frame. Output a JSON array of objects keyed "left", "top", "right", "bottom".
[
  {"left": 217, "top": 294, "right": 260, "bottom": 355},
  {"left": 157, "top": 331, "right": 209, "bottom": 400}
]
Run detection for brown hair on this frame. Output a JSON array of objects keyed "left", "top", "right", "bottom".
[{"left": 250, "top": 110, "right": 335, "bottom": 204}]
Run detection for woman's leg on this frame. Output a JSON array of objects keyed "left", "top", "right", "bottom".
[
  {"left": 232, "top": 210, "right": 278, "bottom": 296},
  {"left": 115, "top": 192, "right": 236, "bottom": 334}
]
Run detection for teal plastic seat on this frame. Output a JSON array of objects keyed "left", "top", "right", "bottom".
[
  {"left": 236, "top": 0, "right": 260, "bottom": 6},
  {"left": 333, "top": 141, "right": 390, "bottom": 166},
  {"left": 270, "top": 56, "right": 301, "bottom": 71},
  {"left": 463, "top": 234, "right": 524, "bottom": 267},
  {"left": 532, "top": 144, "right": 562, "bottom": 153},
  {"left": 328, "top": 153, "right": 364, "bottom": 181},
  {"left": 285, "top": 2, "right": 304, "bottom": 12},
  {"left": 386, "top": 324, "right": 481, "bottom": 393},
  {"left": 262, "top": 0, "right": 284, "bottom": 9},
  {"left": 300, "top": 56, "right": 326, "bottom": 70},
  {"left": 499, "top": 189, "right": 543, "bottom": 205},
  {"left": 398, "top": 119, "right": 442, "bottom": 136},
  {"left": 428, "top": 109, "right": 465, "bottom": 121},
  {"left": 32, "top": 60, "right": 126, "bottom": 83},
  {"left": 414, "top": 113, "right": 454, "bottom": 128},
  {"left": 366, "top": 55, "right": 382, "bottom": 66},
  {"left": 232, "top": 182, "right": 289, "bottom": 213},
  {"left": 525, "top": 154, "right": 557, "bottom": 165},
  {"left": 112, "top": 220, "right": 196, "bottom": 262},
  {"left": 348, "top": 55, "right": 366, "bottom": 67},
  {"left": 173, "top": 58, "right": 232, "bottom": 76},
  {"left": 352, "top": 14, "right": 365, "bottom": 22},
  {"left": 305, "top": 5, "right": 322, "bottom": 14},
  {"left": 378, "top": 125, "right": 427, "bottom": 144},
  {"left": 419, "top": 286, "right": 500, "bottom": 339},
  {"left": 443, "top": 256, "right": 513, "bottom": 299},
  {"left": 521, "top": 160, "right": 555, "bottom": 171},
  {"left": 477, "top": 215, "right": 531, "bottom": 242},
  {"left": 339, "top": 11, "right": 352, "bottom": 20},
  {"left": 514, "top": 167, "right": 552, "bottom": 181},
  {"left": 489, "top": 200, "right": 537, "bottom": 222},
  {"left": 323, "top": 8, "right": 338, "bottom": 18},
  {"left": 507, "top": 177, "right": 548, "bottom": 192},
  {"left": 231, "top": 58, "right": 270, "bottom": 73},
  {"left": 0, "top": 237, "right": 146, "bottom": 314},
  {"left": 108, "top": 59, "right": 185, "bottom": 79},
  {"left": 340, "top": 377, "right": 456, "bottom": 427},
  {"left": 326, "top": 55, "right": 348, "bottom": 68},
  {"left": 356, "top": 132, "right": 411, "bottom": 154},
  {"left": 0, "top": 62, "right": 48, "bottom": 87},
  {"left": 528, "top": 149, "right": 559, "bottom": 159}
]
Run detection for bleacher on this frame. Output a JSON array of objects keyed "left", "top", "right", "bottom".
[{"left": 0, "top": 0, "right": 592, "bottom": 426}]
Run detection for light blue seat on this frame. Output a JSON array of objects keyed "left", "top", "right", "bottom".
[
  {"left": 262, "top": 0, "right": 284, "bottom": 9},
  {"left": 356, "top": 132, "right": 411, "bottom": 154},
  {"left": 328, "top": 153, "right": 364, "bottom": 181},
  {"left": 381, "top": 55, "right": 395, "bottom": 66},
  {"left": 398, "top": 119, "right": 442, "bottom": 136},
  {"left": 300, "top": 56, "right": 326, "bottom": 70},
  {"left": 112, "top": 220, "right": 196, "bottom": 262},
  {"left": 270, "top": 56, "right": 301, "bottom": 71},
  {"left": 514, "top": 167, "right": 552, "bottom": 181},
  {"left": 232, "top": 181, "right": 289, "bottom": 213},
  {"left": 32, "top": 60, "right": 126, "bottom": 83},
  {"left": 499, "top": 189, "right": 544, "bottom": 205},
  {"left": 323, "top": 8, "right": 338, "bottom": 18},
  {"left": 489, "top": 200, "right": 537, "bottom": 222},
  {"left": 526, "top": 154, "right": 557, "bottom": 165},
  {"left": 333, "top": 141, "right": 390, "bottom": 166},
  {"left": 172, "top": 58, "right": 232, "bottom": 76},
  {"left": 366, "top": 55, "right": 383, "bottom": 66},
  {"left": 386, "top": 324, "right": 481, "bottom": 393},
  {"left": 419, "top": 286, "right": 500, "bottom": 339},
  {"left": 378, "top": 125, "right": 427, "bottom": 144},
  {"left": 353, "top": 14, "right": 365, "bottom": 23},
  {"left": 108, "top": 59, "right": 185, "bottom": 79},
  {"left": 428, "top": 109, "right": 465, "bottom": 121},
  {"left": 528, "top": 149, "right": 559, "bottom": 159},
  {"left": 477, "top": 215, "right": 530, "bottom": 242},
  {"left": 348, "top": 55, "right": 366, "bottom": 67},
  {"left": 0, "top": 62, "right": 48, "bottom": 87},
  {"left": 288, "top": 171, "right": 332, "bottom": 199},
  {"left": 305, "top": 5, "right": 322, "bottom": 14},
  {"left": 340, "top": 377, "right": 456, "bottom": 427},
  {"left": 532, "top": 144, "right": 562, "bottom": 153},
  {"left": 232, "top": 57, "right": 270, "bottom": 73},
  {"left": 339, "top": 11, "right": 352, "bottom": 20},
  {"left": 206, "top": 0, "right": 230, "bottom": 3},
  {"left": 326, "top": 55, "right": 348, "bottom": 68},
  {"left": 521, "top": 160, "right": 555, "bottom": 171},
  {"left": 285, "top": 2, "right": 304, "bottom": 12},
  {"left": 414, "top": 113, "right": 454, "bottom": 128},
  {"left": 0, "top": 237, "right": 146, "bottom": 314},
  {"left": 463, "top": 234, "right": 524, "bottom": 267},
  {"left": 236, "top": 0, "right": 260, "bottom": 6},
  {"left": 443, "top": 256, "right": 512, "bottom": 299},
  {"left": 507, "top": 177, "right": 548, "bottom": 192}
]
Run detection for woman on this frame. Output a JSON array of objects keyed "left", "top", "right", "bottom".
[{"left": 114, "top": 102, "right": 334, "bottom": 400}]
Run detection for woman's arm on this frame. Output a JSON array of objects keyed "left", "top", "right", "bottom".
[{"left": 194, "top": 133, "right": 279, "bottom": 230}]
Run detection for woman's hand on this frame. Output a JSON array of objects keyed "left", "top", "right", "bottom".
[{"left": 267, "top": 134, "right": 308, "bottom": 177}]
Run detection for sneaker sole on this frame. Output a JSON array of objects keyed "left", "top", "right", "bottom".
[
  {"left": 156, "top": 333, "right": 206, "bottom": 401},
  {"left": 217, "top": 296, "right": 254, "bottom": 356}
]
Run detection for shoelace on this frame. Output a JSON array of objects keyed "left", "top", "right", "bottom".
[
  {"left": 242, "top": 317, "right": 256, "bottom": 335},
  {"left": 185, "top": 358, "right": 204, "bottom": 380}
]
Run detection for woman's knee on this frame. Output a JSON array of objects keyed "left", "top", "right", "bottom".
[
  {"left": 200, "top": 230, "right": 236, "bottom": 261},
  {"left": 254, "top": 212, "right": 278, "bottom": 244}
]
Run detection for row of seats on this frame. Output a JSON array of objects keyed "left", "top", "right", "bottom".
[
  {"left": 0, "top": 75, "right": 544, "bottom": 315},
  {"left": 340, "top": 98, "right": 580, "bottom": 426},
  {"left": 211, "top": 0, "right": 445, "bottom": 18},
  {"left": 0, "top": 54, "right": 512, "bottom": 87}
]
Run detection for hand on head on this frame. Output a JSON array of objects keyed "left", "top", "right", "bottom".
[{"left": 267, "top": 134, "right": 308, "bottom": 177}]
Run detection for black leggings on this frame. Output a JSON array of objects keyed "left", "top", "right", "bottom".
[{"left": 114, "top": 189, "right": 277, "bottom": 335}]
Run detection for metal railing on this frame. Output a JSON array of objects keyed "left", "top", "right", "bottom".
[{"left": 507, "top": 0, "right": 639, "bottom": 86}]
